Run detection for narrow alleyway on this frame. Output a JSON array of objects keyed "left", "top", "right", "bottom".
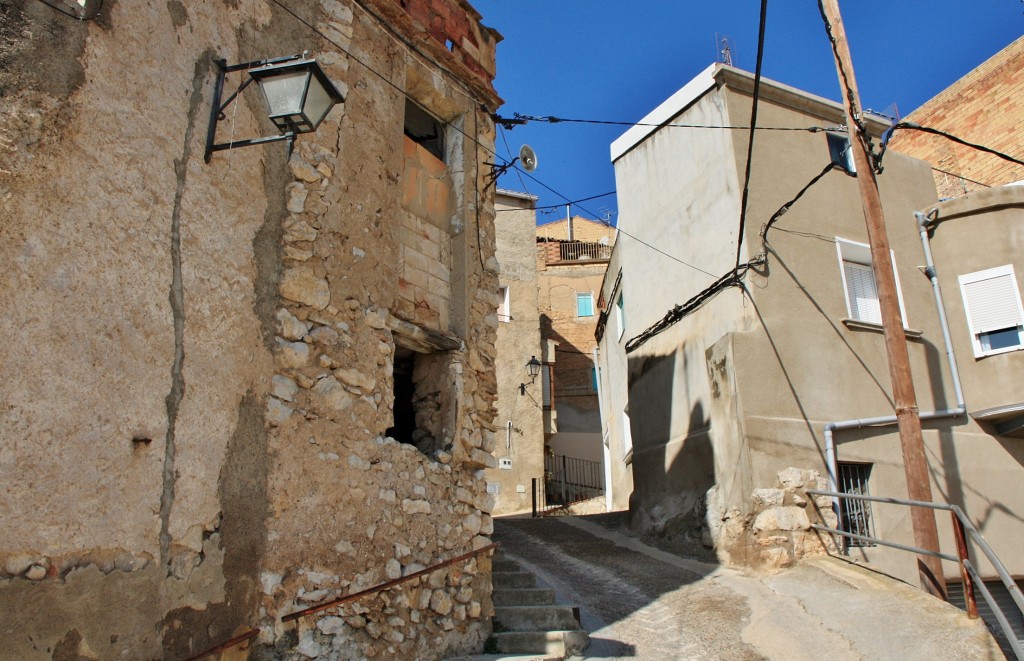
[{"left": 493, "top": 514, "right": 1001, "bottom": 661}]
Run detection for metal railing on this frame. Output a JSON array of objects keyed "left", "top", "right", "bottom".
[
  {"left": 532, "top": 454, "right": 605, "bottom": 516},
  {"left": 806, "top": 489, "right": 1024, "bottom": 660},
  {"left": 558, "top": 241, "right": 612, "bottom": 262}
]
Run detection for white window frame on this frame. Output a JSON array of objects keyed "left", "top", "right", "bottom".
[
  {"left": 615, "top": 291, "right": 625, "bottom": 340},
  {"left": 576, "top": 291, "right": 595, "bottom": 318},
  {"left": 497, "top": 285, "right": 510, "bottom": 322},
  {"left": 835, "top": 238, "right": 908, "bottom": 328},
  {"left": 958, "top": 264, "right": 1024, "bottom": 358}
]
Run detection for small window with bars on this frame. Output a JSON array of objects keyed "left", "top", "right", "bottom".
[{"left": 838, "top": 462, "right": 875, "bottom": 549}]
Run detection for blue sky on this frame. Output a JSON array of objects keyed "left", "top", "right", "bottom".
[{"left": 473, "top": 1, "right": 1022, "bottom": 224}]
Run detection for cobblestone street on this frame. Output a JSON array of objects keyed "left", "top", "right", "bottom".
[{"left": 493, "top": 514, "right": 1001, "bottom": 661}]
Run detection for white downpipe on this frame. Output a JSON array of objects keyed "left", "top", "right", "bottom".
[
  {"left": 823, "top": 211, "right": 967, "bottom": 515},
  {"left": 594, "top": 346, "right": 613, "bottom": 512}
]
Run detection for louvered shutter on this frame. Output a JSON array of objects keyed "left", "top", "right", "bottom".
[
  {"left": 844, "top": 261, "right": 882, "bottom": 324},
  {"left": 961, "top": 269, "right": 1022, "bottom": 334}
]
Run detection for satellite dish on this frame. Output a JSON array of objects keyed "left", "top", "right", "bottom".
[{"left": 519, "top": 144, "right": 538, "bottom": 172}]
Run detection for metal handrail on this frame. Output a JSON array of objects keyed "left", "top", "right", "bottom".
[
  {"left": 807, "top": 488, "right": 1023, "bottom": 659},
  {"left": 182, "top": 628, "right": 259, "bottom": 661},
  {"left": 965, "top": 558, "right": 1024, "bottom": 660},
  {"left": 282, "top": 542, "right": 500, "bottom": 622}
]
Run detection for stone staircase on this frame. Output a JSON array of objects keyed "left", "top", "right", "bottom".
[{"left": 448, "top": 551, "right": 588, "bottom": 660}]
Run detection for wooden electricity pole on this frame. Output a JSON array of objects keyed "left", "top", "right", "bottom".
[{"left": 820, "top": 0, "right": 946, "bottom": 598}]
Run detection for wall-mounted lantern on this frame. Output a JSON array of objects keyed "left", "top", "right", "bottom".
[
  {"left": 204, "top": 54, "right": 344, "bottom": 163},
  {"left": 520, "top": 356, "right": 543, "bottom": 395}
]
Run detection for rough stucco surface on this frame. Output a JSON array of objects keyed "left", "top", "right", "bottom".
[
  {"left": 0, "top": 0, "right": 503, "bottom": 659},
  {"left": 487, "top": 192, "right": 545, "bottom": 515}
]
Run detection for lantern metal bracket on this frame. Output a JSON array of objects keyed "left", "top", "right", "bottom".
[{"left": 204, "top": 54, "right": 307, "bottom": 163}]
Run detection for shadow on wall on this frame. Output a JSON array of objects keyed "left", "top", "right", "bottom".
[{"left": 626, "top": 350, "right": 716, "bottom": 559}]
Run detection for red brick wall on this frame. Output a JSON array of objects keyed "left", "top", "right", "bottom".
[
  {"left": 362, "top": 0, "right": 502, "bottom": 108},
  {"left": 887, "top": 36, "right": 1024, "bottom": 198}
]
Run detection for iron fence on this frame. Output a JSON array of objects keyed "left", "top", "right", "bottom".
[{"left": 532, "top": 454, "right": 604, "bottom": 517}]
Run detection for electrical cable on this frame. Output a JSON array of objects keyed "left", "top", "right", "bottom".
[
  {"left": 498, "top": 125, "right": 532, "bottom": 195},
  {"left": 625, "top": 162, "right": 838, "bottom": 354},
  {"left": 508, "top": 114, "right": 838, "bottom": 134},
  {"left": 512, "top": 166, "right": 720, "bottom": 278},
  {"left": 816, "top": 0, "right": 877, "bottom": 165},
  {"left": 928, "top": 166, "right": 990, "bottom": 189},
  {"left": 496, "top": 191, "right": 616, "bottom": 212},
  {"left": 32, "top": 0, "right": 102, "bottom": 20},
  {"left": 734, "top": 0, "right": 770, "bottom": 270},
  {"left": 878, "top": 122, "right": 1024, "bottom": 171}
]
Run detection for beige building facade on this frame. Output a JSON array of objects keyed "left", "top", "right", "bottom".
[
  {"left": 0, "top": 1, "right": 507, "bottom": 659},
  {"left": 487, "top": 190, "right": 545, "bottom": 515},
  {"left": 597, "top": 63, "right": 1024, "bottom": 586}
]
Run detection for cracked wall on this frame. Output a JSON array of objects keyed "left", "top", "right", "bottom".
[{"left": 0, "top": 0, "right": 503, "bottom": 659}]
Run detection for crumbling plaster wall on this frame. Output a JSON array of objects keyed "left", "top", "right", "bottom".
[{"left": 0, "top": 1, "right": 502, "bottom": 659}]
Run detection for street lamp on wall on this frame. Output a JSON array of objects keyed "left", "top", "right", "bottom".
[
  {"left": 204, "top": 54, "right": 345, "bottom": 163},
  {"left": 520, "top": 356, "right": 542, "bottom": 395}
]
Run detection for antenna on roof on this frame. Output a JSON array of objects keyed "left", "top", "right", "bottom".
[{"left": 715, "top": 33, "right": 735, "bottom": 66}]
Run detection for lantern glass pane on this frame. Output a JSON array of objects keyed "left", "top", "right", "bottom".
[
  {"left": 258, "top": 70, "right": 309, "bottom": 118},
  {"left": 303, "top": 75, "right": 336, "bottom": 130}
]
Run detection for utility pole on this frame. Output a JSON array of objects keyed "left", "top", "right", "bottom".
[{"left": 820, "top": 0, "right": 946, "bottom": 599}]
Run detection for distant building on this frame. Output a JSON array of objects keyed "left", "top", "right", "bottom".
[
  {"left": 488, "top": 190, "right": 545, "bottom": 515},
  {"left": 536, "top": 217, "right": 617, "bottom": 509},
  {"left": 887, "top": 35, "right": 1024, "bottom": 198},
  {"left": 597, "top": 62, "right": 1024, "bottom": 591}
]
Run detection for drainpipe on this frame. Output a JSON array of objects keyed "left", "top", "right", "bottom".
[
  {"left": 823, "top": 210, "right": 966, "bottom": 515},
  {"left": 594, "top": 346, "right": 613, "bottom": 512}
]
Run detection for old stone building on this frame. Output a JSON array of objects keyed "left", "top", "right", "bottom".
[
  {"left": 486, "top": 190, "right": 545, "bottom": 515},
  {"left": 0, "top": 1, "right": 506, "bottom": 659},
  {"left": 886, "top": 35, "right": 1024, "bottom": 198},
  {"left": 536, "top": 218, "right": 615, "bottom": 466}
]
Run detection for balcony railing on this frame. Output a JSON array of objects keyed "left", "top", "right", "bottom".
[{"left": 558, "top": 241, "right": 612, "bottom": 262}]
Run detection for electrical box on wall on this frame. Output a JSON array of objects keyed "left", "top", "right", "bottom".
[
  {"left": 516, "top": 484, "right": 526, "bottom": 493},
  {"left": 499, "top": 457, "right": 512, "bottom": 470},
  {"left": 486, "top": 482, "right": 500, "bottom": 494}
]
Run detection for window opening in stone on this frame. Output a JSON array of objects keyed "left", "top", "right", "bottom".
[
  {"left": 404, "top": 99, "right": 446, "bottom": 162},
  {"left": 386, "top": 347, "right": 452, "bottom": 455},
  {"left": 387, "top": 349, "right": 417, "bottom": 444}
]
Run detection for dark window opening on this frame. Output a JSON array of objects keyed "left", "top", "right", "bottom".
[
  {"left": 838, "top": 462, "right": 875, "bottom": 549},
  {"left": 404, "top": 99, "right": 446, "bottom": 162},
  {"left": 387, "top": 350, "right": 417, "bottom": 443},
  {"left": 386, "top": 348, "right": 451, "bottom": 456}
]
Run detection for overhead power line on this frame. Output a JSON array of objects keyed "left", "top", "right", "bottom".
[
  {"left": 734, "top": 0, "right": 770, "bottom": 270},
  {"left": 500, "top": 113, "right": 841, "bottom": 134},
  {"left": 878, "top": 122, "right": 1024, "bottom": 171},
  {"left": 625, "top": 162, "right": 838, "bottom": 353}
]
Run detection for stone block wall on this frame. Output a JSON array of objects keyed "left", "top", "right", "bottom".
[
  {"left": 708, "top": 468, "right": 839, "bottom": 572},
  {"left": 0, "top": 1, "right": 504, "bottom": 659}
]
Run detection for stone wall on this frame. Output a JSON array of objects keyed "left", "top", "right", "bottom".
[
  {"left": 705, "top": 468, "right": 838, "bottom": 571},
  {"left": 0, "top": 1, "right": 503, "bottom": 659}
]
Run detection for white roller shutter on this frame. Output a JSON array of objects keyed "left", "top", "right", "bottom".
[{"left": 959, "top": 265, "right": 1024, "bottom": 356}]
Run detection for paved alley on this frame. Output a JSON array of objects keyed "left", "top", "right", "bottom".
[{"left": 493, "top": 514, "right": 1002, "bottom": 661}]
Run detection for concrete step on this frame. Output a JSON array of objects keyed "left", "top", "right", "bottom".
[
  {"left": 492, "top": 587, "right": 556, "bottom": 607},
  {"left": 445, "top": 655, "right": 560, "bottom": 661},
  {"left": 492, "top": 558, "right": 521, "bottom": 573},
  {"left": 489, "top": 630, "right": 589, "bottom": 658},
  {"left": 494, "top": 605, "right": 579, "bottom": 632},
  {"left": 492, "top": 571, "right": 536, "bottom": 589}
]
